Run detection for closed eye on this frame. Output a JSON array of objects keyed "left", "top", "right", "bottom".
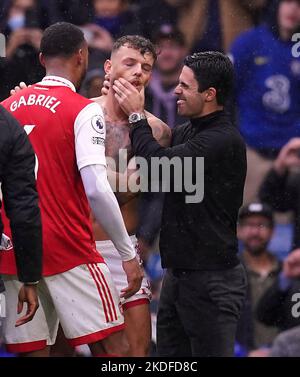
[
  {"left": 180, "top": 82, "right": 189, "bottom": 89},
  {"left": 142, "top": 65, "right": 152, "bottom": 72}
]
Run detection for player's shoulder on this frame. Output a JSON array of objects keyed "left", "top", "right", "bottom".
[
  {"left": 90, "top": 95, "right": 104, "bottom": 106},
  {"left": 145, "top": 111, "right": 172, "bottom": 147},
  {"left": 67, "top": 90, "right": 93, "bottom": 106},
  {"left": 65, "top": 92, "right": 103, "bottom": 118}
]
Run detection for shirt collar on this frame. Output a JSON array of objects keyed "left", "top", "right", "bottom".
[
  {"left": 190, "top": 110, "right": 225, "bottom": 131},
  {"left": 39, "top": 75, "right": 76, "bottom": 92}
]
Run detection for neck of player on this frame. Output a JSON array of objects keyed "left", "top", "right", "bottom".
[
  {"left": 45, "top": 63, "right": 78, "bottom": 90},
  {"left": 105, "top": 88, "right": 129, "bottom": 122}
]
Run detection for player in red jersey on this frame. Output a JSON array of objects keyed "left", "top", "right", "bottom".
[
  {"left": 0, "top": 22, "right": 143, "bottom": 357},
  {"left": 8, "top": 36, "right": 172, "bottom": 358}
]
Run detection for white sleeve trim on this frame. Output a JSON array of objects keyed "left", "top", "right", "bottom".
[{"left": 74, "top": 102, "right": 107, "bottom": 171}]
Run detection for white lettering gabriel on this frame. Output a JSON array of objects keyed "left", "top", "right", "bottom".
[{"left": 10, "top": 94, "right": 61, "bottom": 114}]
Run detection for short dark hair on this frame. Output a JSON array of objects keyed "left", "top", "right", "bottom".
[
  {"left": 112, "top": 35, "right": 157, "bottom": 62},
  {"left": 40, "top": 22, "right": 85, "bottom": 58},
  {"left": 184, "top": 51, "right": 234, "bottom": 106}
]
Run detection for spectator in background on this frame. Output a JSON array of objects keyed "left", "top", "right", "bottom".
[
  {"left": 256, "top": 248, "right": 300, "bottom": 333},
  {"left": 230, "top": 0, "right": 300, "bottom": 203},
  {"left": 0, "top": 0, "right": 45, "bottom": 100},
  {"left": 145, "top": 25, "right": 187, "bottom": 129},
  {"left": 42, "top": 0, "right": 93, "bottom": 26},
  {"left": 237, "top": 203, "right": 281, "bottom": 353},
  {"left": 79, "top": 23, "right": 113, "bottom": 53},
  {"left": 244, "top": 248, "right": 300, "bottom": 356},
  {"left": 80, "top": 68, "right": 105, "bottom": 98},
  {"left": 138, "top": 0, "right": 272, "bottom": 54},
  {"left": 135, "top": 0, "right": 178, "bottom": 41},
  {"left": 259, "top": 138, "right": 300, "bottom": 249},
  {"left": 78, "top": 23, "right": 113, "bottom": 85},
  {"left": 138, "top": 0, "right": 222, "bottom": 52},
  {"left": 220, "top": 0, "right": 274, "bottom": 52},
  {"left": 92, "top": 0, "right": 139, "bottom": 39},
  {"left": 0, "top": 0, "right": 49, "bottom": 36}
]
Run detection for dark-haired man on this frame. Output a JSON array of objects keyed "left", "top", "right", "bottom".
[
  {"left": 0, "top": 105, "right": 42, "bottom": 328},
  {"left": 236, "top": 203, "right": 280, "bottom": 353},
  {"left": 92, "top": 35, "right": 171, "bottom": 356},
  {"left": 112, "top": 51, "right": 247, "bottom": 356},
  {"left": 0, "top": 22, "right": 142, "bottom": 357}
]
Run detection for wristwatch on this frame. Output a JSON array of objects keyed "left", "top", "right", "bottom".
[{"left": 128, "top": 112, "right": 146, "bottom": 124}]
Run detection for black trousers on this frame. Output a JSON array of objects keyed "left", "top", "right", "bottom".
[{"left": 157, "top": 263, "right": 247, "bottom": 357}]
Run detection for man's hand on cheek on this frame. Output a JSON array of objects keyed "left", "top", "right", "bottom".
[{"left": 113, "top": 78, "right": 144, "bottom": 115}]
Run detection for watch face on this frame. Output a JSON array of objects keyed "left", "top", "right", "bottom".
[{"left": 132, "top": 114, "right": 138, "bottom": 121}]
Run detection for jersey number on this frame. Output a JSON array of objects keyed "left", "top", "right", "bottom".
[{"left": 263, "top": 75, "right": 291, "bottom": 113}]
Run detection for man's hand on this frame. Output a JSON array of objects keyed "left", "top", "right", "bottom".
[
  {"left": 113, "top": 78, "right": 144, "bottom": 115},
  {"left": 101, "top": 74, "right": 110, "bottom": 96},
  {"left": 121, "top": 257, "right": 143, "bottom": 299},
  {"left": 6, "top": 29, "right": 28, "bottom": 59},
  {"left": 10, "top": 81, "right": 28, "bottom": 96},
  {"left": 15, "top": 284, "right": 39, "bottom": 327},
  {"left": 283, "top": 248, "right": 300, "bottom": 279},
  {"left": 274, "top": 138, "right": 300, "bottom": 175},
  {"left": 85, "top": 24, "right": 114, "bottom": 52}
]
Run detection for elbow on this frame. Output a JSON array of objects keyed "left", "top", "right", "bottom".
[{"left": 84, "top": 184, "right": 100, "bottom": 204}]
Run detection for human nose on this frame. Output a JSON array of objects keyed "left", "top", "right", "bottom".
[
  {"left": 174, "top": 84, "right": 181, "bottom": 95},
  {"left": 134, "top": 64, "right": 142, "bottom": 77}
]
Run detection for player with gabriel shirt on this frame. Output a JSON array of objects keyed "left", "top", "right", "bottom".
[{"left": 0, "top": 22, "right": 143, "bottom": 357}]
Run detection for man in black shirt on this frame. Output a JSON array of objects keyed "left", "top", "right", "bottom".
[
  {"left": 0, "top": 105, "right": 42, "bottom": 327},
  {"left": 113, "top": 51, "right": 247, "bottom": 357}
]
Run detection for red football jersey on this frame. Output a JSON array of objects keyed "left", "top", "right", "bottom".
[{"left": 0, "top": 76, "right": 107, "bottom": 275}]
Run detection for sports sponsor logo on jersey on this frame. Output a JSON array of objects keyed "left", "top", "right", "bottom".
[
  {"left": 254, "top": 56, "right": 269, "bottom": 66},
  {"left": 91, "top": 115, "right": 105, "bottom": 135},
  {"left": 92, "top": 136, "right": 105, "bottom": 146}
]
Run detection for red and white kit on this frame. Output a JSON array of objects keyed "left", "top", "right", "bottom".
[
  {"left": 0, "top": 76, "right": 124, "bottom": 353},
  {"left": 97, "top": 235, "right": 152, "bottom": 310}
]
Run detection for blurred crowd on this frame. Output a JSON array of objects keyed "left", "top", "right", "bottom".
[{"left": 1, "top": 0, "right": 300, "bottom": 357}]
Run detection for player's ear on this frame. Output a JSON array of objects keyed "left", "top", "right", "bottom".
[
  {"left": 77, "top": 48, "right": 84, "bottom": 65},
  {"left": 205, "top": 87, "right": 217, "bottom": 102},
  {"left": 39, "top": 52, "right": 45, "bottom": 68},
  {"left": 104, "top": 60, "right": 112, "bottom": 74}
]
